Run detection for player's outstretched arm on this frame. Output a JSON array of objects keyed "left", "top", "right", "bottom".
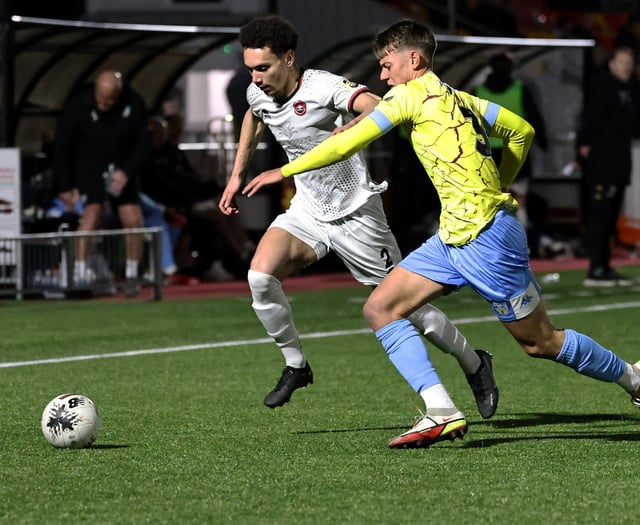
[
  {"left": 219, "top": 109, "right": 266, "bottom": 215},
  {"left": 244, "top": 111, "right": 389, "bottom": 197},
  {"left": 288, "top": 115, "right": 385, "bottom": 175}
]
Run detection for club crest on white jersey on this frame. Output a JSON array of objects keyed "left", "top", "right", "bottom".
[
  {"left": 293, "top": 100, "right": 307, "bottom": 116},
  {"left": 247, "top": 69, "right": 387, "bottom": 221}
]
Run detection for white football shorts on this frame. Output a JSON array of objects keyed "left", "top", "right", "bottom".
[{"left": 270, "top": 195, "right": 402, "bottom": 286}]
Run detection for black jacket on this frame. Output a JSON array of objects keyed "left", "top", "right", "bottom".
[
  {"left": 141, "top": 143, "right": 201, "bottom": 210},
  {"left": 578, "top": 70, "right": 640, "bottom": 185},
  {"left": 141, "top": 143, "right": 221, "bottom": 212},
  {"left": 53, "top": 83, "right": 151, "bottom": 196}
]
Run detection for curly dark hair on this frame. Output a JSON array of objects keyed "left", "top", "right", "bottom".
[{"left": 239, "top": 15, "right": 298, "bottom": 56}]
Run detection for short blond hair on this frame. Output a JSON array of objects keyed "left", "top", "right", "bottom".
[{"left": 372, "top": 19, "right": 437, "bottom": 68}]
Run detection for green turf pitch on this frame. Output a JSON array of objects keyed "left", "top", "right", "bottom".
[{"left": 1, "top": 267, "right": 639, "bottom": 524}]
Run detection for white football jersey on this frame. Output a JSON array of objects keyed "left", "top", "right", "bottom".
[{"left": 248, "top": 69, "right": 386, "bottom": 221}]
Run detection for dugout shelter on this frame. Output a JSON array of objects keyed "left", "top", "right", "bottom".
[{"left": 1, "top": 14, "right": 595, "bottom": 239}]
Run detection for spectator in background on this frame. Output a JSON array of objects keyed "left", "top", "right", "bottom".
[
  {"left": 474, "top": 53, "right": 549, "bottom": 257},
  {"left": 53, "top": 70, "right": 150, "bottom": 297},
  {"left": 615, "top": 14, "right": 640, "bottom": 80},
  {"left": 578, "top": 46, "right": 640, "bottom": 287},
  {"left": 141, "top": 114, "right": 255, "bottom": 281},
  {"left": 139, "top": 116, "right": 181, "bottom": 281},
  {"left": 226, "top": 65, "right": 253, "bottom": 143}
]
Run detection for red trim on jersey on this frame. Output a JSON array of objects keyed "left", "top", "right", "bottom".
[{"left": 347, "top": 87, "right": 371, "bottom": 113}]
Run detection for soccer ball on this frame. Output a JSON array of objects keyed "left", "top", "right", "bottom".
[{"left": 41, "top": 393, "right": 101, "bottom": 448}]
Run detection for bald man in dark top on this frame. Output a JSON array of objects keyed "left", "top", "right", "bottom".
[{"left": 54, "top": 70, "right": 152, "bottom": 296}]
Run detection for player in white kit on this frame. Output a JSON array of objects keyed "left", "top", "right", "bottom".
[{"left": 219, "top": 15, "right": 498, "bottom": 416}]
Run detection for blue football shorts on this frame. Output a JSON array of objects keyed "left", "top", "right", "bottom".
[{"left": 399, "top": 208, "right": 541, "bottom": 322}]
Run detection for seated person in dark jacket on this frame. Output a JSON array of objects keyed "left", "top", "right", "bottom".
[{"left": 142, "top": 115, "right": 255, "bottom": 279}]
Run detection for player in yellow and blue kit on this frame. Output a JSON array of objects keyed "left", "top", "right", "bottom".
[{"left": 243, "top": 19, "right": 640, "bottom": 449}]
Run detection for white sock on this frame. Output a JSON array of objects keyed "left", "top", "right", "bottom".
[
  {"left": 248, "top": 269, "right": 305, "bottom": 368},
  {"left": 419, "top": 383, "right": 457, "bottom": 412},
  {"left": 74, "top": 260, "right": 86, "bottom": 278},
  {"left": 126, "top": 259, "right": 139, "bottom": 279},
  {"left": 617, "top": 363, "right": 640, "bottom": 393},
  {"left": 409, "top": 304, "right": 481, "bottom": 374}
]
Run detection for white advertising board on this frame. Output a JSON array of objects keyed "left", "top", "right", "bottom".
[{"left": 0, "top": 148, "right": 21, "bottom": 266}]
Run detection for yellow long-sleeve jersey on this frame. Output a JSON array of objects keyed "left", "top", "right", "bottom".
[{"left": 282, "top": 70, "right": 534, "bottom": 245}]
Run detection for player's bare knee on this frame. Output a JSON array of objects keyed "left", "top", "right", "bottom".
[
  {"left": 249, "top": 247, "right": 277, "bottom": 274},
  {"left": 521, "top": 344, "right": 548, "bottom": 358},
  {"left": 518, "top": 337, "right": 562, "bottom": 359},
  {"left": 363, "top": 296, "right": 386, "bottom": 329}
]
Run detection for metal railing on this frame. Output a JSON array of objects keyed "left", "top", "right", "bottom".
[{"left": 0, "top": 226, "right": 163, "bottom": 300}]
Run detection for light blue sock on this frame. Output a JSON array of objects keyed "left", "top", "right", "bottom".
[
  {"left": 375, "top": 319, "right": 441, "bottom": 393},
  {"left": 555, "top": 329, "right": 626, "bottom": 382}
]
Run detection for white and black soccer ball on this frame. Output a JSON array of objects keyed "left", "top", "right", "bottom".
[{"left": 41, "top": 393, "right": 101, "bottom": 448}]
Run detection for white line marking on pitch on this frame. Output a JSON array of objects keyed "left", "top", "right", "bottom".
[{"left": 2, "top": 300, "right": 640, "bottom": 369}]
